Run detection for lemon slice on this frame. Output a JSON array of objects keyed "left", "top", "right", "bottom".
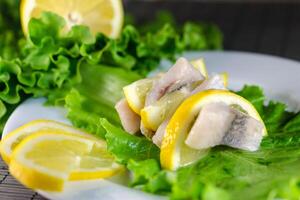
[
  {"left": 0, "top": 119, "right": 93, "bottom": 164},
  {"left": 20, "top": 0, "right": 124, "bottom": 38},
  {"left": 9, "top": 131, "right": 94, "bottom": 191},
  {"left": 9, "top": 130, "right": 122, "bottom": 191},
  {"left": 141, "top": 90, "right": 188, "bottom": 131},
  {"left": 123, "top": 78, "right": 154, "bottom": 115},
  {"left": 190, "top": 58, "right": 208, "bottom": 78},
  {"left": 69, "top": 140, "right": 122, "bottom": 181},
  {"left": 160, "top": 90, "right": 266, "bottom": 170}
]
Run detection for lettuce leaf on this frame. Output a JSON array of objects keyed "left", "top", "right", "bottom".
[
  {"left": 127, "top": 159, "right": 172, "bottom": 194},
  {"left": 64, "top": 62, "right": 140, "bottom": 138},
  {"left": 237, "top": 85, "right": 296, "bottom": 134},
  {"left": 283, "top": 113, "right": 300, "bottom": 133},
  {"left": 129, "top": 141, "right": 300, "bottom": 200},
  {"left": 101, "top": 119, "right": 160, "bottom": 163},
  {"left": 130, "top": 11, "right": 223, "bottom": 51},
  {"left": 236, "top": 85, "right": 265, "bottom": 114},
  {"left": 127, "top": 159, "right": 161, "bottom": 186}
]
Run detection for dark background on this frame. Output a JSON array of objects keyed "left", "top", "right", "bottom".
[{"left": 126, "top": 2, "right": 300, "bottom": 60}]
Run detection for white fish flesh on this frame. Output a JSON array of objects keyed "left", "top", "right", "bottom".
[
  {"left": 185, "top": 102, "right": 235, "bottom": 149},
  {"left": 115, "top": 99, "right": 140, "bottom": 134},
  {"left": 185, "top": 102, "right": 264, "bottom": 151},
  {"left": 152, "top": 118, "right": 170, "bottom": 147},
  {"left": 190, "top": 74, "right": 226, "bottom": 96},
  {"left": 145, "top": 57, "right": 205, "bottom": 106}
]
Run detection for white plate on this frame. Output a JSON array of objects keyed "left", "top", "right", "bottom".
[{"left": 3, "top": 51, "right": 300, "bottom": 200}]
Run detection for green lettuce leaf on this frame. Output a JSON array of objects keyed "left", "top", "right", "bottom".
[
  {"left": 65, "top": 89, "right": 108, "bottom": 138},
  {"left": 131, "top": 11, "right": 223, "bottom": 51},
  {"left": 237, "top": 85, "right": 297, "bottom": 134},
  {"left": 283, "top": 113, "right": 300, "bottom": 133},
  {"left": 129, "top": 142, "right": 300, "bottom": 200},
  {"left": 64, "top": 63, "right": 140, "bottom": 138},
  {"left": 236, "top": 85, "right": 265, "bottom": 114},
  {"left": 262, "top": 101, "right": 294, "bottom": 133},
  {"left": 128, "top": 159, "right": 172, "bottom": 194},
  {"left": 101, "top": 119, "right": 160, "bottom": 163},
  {"left": 28, "top": 12, "right": 66, "bottom": 45},
  {"left": 127, "top": 159, "right": 161, "bottom": 186},
  {"left": 76, "top": 62, "right": 141, "bottom": 108}
]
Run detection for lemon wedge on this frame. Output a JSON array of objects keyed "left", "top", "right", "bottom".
[
  {"left": 190, "top": 58, "right": 229, "bottom": 87},
  {"left": 141, "top": 90, "right": 188, "bottom": 131},
  {"left": 123, "top": 78, "right": 154, "bottom": 115},
  {"left": 9, "top": 130, "right": 122, "bottom": 191},
  {"left": 190, "top": 58, "right": 208, "bottom": 78},
  {"left": 220, "top": 72, "right": 229, "bottom": 87},
  {"left": 20, "top": 0, "right": 124, "bottom": 38},
  {"left": 0, "top": 119, "right": 93, "bottom": 164},
  {"left": 160, "top": 90, "right": 266, "bottom": 170}
]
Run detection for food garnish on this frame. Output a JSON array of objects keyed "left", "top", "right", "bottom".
[{"left": 1, "top": 120, "right": 122, "bottom": 191}]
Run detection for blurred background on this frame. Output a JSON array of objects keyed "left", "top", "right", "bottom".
[
  {"left": 124, "top": 0, "right": 300, "bottom": 60},
  {"left": 1, "top": 0, "right": 300, "bottom": 60}
]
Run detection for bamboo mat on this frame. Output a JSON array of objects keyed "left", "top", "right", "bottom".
[{"left": 0, "top": 157, "right": 46, "bottom": 200}]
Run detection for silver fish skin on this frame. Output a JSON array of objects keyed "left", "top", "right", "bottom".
[{"left": 221, "top": 109, "right": 264, "bottom": 151}]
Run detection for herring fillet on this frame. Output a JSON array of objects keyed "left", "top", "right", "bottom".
[
  {"left": 145, "top": 57, "right": 205, "bottom": 106},
  {"left": 185, "top": 102, "right": 235, "bottom": 149},
  {"left": 222, "top": 109, "right": 264, "bottom": 151},
  {"left": 185, "top": 102, "right": 264, "bottom": 151},
  {"left": 152, "top": 118, "right": 170, "bottom": 147},
  {"left": 190, "top": 74, "right": 226, "bottom": 96},
  {"left": 115, "top": 99, "right": 140, "bottom": 134}
]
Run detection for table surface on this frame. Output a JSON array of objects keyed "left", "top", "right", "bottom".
[{"left": 1, "top": 2, "right": 300, "bottom": 200}]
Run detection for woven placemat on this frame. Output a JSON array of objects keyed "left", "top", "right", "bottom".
[{"left": 0, "top": 157, "right": 47, "bottom": 200}]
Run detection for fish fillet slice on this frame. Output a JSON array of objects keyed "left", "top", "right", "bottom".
[
  {"left": 145, "top": 57, "right": 205, "bottom": 106},
  {"left": 115, "top": 99, "right": 140, "bottom": 134},
  {"left": 185, "top": 102, "right": 264, "bottom": 151}
]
